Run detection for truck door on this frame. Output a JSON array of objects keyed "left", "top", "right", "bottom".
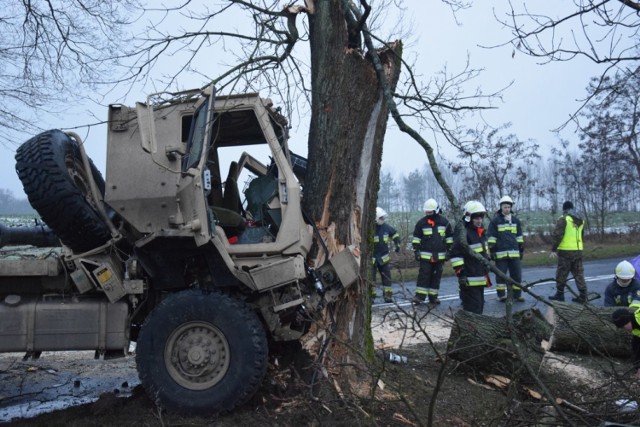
[{"left": 176, "top": 87, "right": 215, "bottom": 246}]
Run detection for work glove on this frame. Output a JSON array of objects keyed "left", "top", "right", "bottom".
[
  {"left": 549, "top": 251, "right": 558, "bottom": 259},
  {"left": 457, "top": 276, "right": 469, "bottom": 289},
  {"left": 395, "top": 245, "right": 400, "bottom": 253},
  {"left": 519, "top": 250, "right": 524, "bottom": 260},
  {"left": 454, "top": 266, "right": 465, "bottom": 277},
  {"left": 414, "top": 251, "right": 421, "bottom": 262}
]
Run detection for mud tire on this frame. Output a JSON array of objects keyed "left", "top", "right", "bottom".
[
  {"left": 136, "top": 289, "right": 268, "bottom": 416},
  {"left": 15, "top": 129, "right": 111, "bottom": 253}
]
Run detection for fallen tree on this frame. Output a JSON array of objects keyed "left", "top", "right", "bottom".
[
  {"left": 545, "top": 302, "right": 631, "bottom": 357},
  {"left": 448, "top": 303, "right": 633, "bottom": 376},
  {"left": 448, "top": 308, "right": 552, "bottom": 378}
]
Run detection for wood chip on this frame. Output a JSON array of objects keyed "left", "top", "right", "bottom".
[{"left": 484, "top": 374, "right": 511, "bottom": 389}]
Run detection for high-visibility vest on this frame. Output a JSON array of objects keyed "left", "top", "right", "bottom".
[{"left": 558, "top": 215, "right": 583, "bottom": 251}]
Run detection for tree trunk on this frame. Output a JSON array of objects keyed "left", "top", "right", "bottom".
[
  {"left": 448, "top": 309, "right": 553, "bottom": 377},
  {"left": 301, "top": 0, "right": 401, "bottom": 383},
  {"left": 448, "top": 303, "right": 633, "bottom": 377},
  {"left": 546, "top": 302, "right": 631, "bottom": 357}
]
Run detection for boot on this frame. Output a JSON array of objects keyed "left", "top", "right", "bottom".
[
  {"left": 548, "top": 290, "right": 564, "bottom": 302},
  {"left": 572, "top": 290, "right": 587, "bottom": 304},
  {"left": 412, "top": 295, "right": 426, "bottom": 305},
  {"left": 383, "top": 290, "right": 393, "bottom": 303}
]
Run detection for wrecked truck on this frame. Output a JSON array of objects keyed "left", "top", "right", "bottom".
[{"left": 0, "top": 85, "right": 359, "bottom": 415}]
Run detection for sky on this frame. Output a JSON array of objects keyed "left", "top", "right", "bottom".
[{"left": 0, "top": 1, "right": 604, "bottom": 200}]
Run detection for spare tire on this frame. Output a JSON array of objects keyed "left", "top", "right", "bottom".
[{"left": 15, "top": 130, "right": 111, "bottom": 253}]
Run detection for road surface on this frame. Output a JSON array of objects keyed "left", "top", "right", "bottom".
[{"left": 373, "top": 257, "right": 627, "bottom": 316}]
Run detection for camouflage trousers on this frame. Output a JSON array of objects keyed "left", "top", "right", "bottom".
[{"left": 555, "top": 250, "right": 587, "bottom": 292}]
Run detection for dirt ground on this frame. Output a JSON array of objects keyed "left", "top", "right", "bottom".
[{"left": 3, "top": 306, "right": 640, "bottom": 426}]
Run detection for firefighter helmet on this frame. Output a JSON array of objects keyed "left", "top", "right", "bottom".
[
  {"left": 615, "top": 260, "right": 636, "bottom": 282},
  {"left": 499, "top": 195, "right": 514, "bottom": 206},
  {"left": 375, "top": 207, "right": 387, "bottom": 221},
  {"left": 423, "top": 198, "right": 438, "bottom": 212},
  {"left": 463, "top": 201, "right": 486, "bottom": 222}
]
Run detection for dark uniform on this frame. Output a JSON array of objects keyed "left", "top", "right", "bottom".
[
  {"left": 487, "top": 210, "right": 524, "bottom": 301},
  {"left": 371, "top": 222, "right": 400, "bottom": 302},
  {"left": 550, "top": 205, "right": 587, "bottom": 302},
  {"left": 412, "top": 213, "right": 453, "bottom": 303},
  {"left": 612, "top": 308, "right": 640, "bottom": 374},
  {"left": 604, "top": 278, "right": 640, "bottom": 308},
  {"left": 450, "top": 220, "right": 490, "bottom": 314}
]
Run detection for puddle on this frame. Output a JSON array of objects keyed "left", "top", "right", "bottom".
[{"left": 0, "top": 350, "right": 139, "bottom": 422}]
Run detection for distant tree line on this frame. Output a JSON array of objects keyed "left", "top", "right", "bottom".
[
  {"left": 0, "top": 189, "right": 35, "bottom": 215},
  {"left": 379, "top": 95, "right": 640, "bottom": 237}
]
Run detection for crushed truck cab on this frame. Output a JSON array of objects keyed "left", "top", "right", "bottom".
[{"left": 1, "top": 86, "right": 359, "bottom": 416}]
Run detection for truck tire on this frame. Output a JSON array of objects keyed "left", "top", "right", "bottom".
[
  {"left": 15, "top": 129, "right": 111, "bottom": 253},
  {"left": 136, "top": 289, "right": 268, "bottom": 416}
]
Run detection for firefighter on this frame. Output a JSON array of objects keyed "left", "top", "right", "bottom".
[
  {"left": 411, "top": 198, "right": 453, "bottom": 305},
  {"left": 371, "top": 207, "right": 401, "bottom": 303},
  {"left": 487, "top": 196, "right": 525, "bottom": 302},
  {"left": 604, "top": 260, "right": 640, "bottom": 308},
  {"left": 449, "top": 201, "right": 491, "bottom": 314},
  {"left": 612, "top": 308, "right": 640, "bottom": 378},
  {"left": 549, "top": 201, "right": 588, "bottom": 303}
]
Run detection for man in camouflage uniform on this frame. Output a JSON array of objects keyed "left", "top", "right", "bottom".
[{"left": 549, "top": 201, "right": 588, "bottom": 303}]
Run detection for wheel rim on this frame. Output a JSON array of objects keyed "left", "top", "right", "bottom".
[{"left": 164, "top": 321, "right": 230, "bottom": 391}]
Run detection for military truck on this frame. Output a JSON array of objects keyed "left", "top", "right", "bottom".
[{"left": 0, "top": 85, "right": 359, "bottom": 415}]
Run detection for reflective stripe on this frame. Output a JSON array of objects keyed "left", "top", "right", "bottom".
[
  {"left": 420, "top": 251, "right": 446, "bottom": 261},
  {"left": 487, "top": 237, "right": 497, "bottom": 244},
  {"left": 467, "top": 276, "right": 488, "bottom": 286},
  {"left": 495, "top": 285, "right": 507, "bottom": 291},
  {"left": 469, "top": 243, "right": 483, "bottom": 252},
  {"left": 391, "top": 232, "right": 400, "bottom": 240},
  {"left": 415, "top": 287, "right": 429, "bottom": 295},
  {"left": 427, "top": 289, "right": 438, "bottom": 296},
  {"left": 422, "top": 228, "right": 433, "bottom": 236},
  {"left": 381, "top": 254, "right": 390, "bottom": 263},
  {"left": 412, "top": 237, "right": 421, "bottom": 244},
  {"left": 437, "top": 226, "right": 447, "bottom": 236},
  {"left": 497, "top": 224, "right": 517, "bottom": 233},
  {"left": 497, "top": 250, "right": 520, "bottom": 259},
  {"left": 516, "top": 236, "right": 524, "bottom": 243},
  {"left": 451, "top": 257, "right": 464, "bottom": 267},
  {"left": 445, "top": 237, "right": 453, "bottom": 244},
  {"left": 373, "top": 236, "right": 380, "bottom": 243}
]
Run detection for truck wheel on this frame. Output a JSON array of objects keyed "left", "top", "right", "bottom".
[
  {"left": 136, "top": 289, "right": 268, "bottom": 416},
  {"left": 15, "top": 129, "right": 111, "bottom": 253}
]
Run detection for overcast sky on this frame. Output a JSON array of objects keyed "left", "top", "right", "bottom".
[{"left": 0, "top": 1, "right": 602, "bottom": 199}]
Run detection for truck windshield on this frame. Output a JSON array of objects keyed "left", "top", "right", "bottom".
[{"left": 182, "top": 98, "right": 209, "bottom": 172}]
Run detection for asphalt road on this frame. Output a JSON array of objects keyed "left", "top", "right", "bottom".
[{"left": 373, "top": 256, "right": 630, "bottom": 316}]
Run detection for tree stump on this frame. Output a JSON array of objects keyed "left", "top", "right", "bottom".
[
  {"left": 545, "top": 302, "right": 631, "bottom": 357},
  {"left": 448, "top": 309, "right": 553, "bottom": 377}
]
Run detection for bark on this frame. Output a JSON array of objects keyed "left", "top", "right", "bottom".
[
  {"left": 546, "top": 302, "right": 631, "bottom": 357},
  {"left": 301, "top": 0, "right": 402, "bottom": 384},
  {"left": 448, "top": 303, "right": 633, "bottom": 378},
  {"left": 448, "top": 309, "right": 552, "bottom": 377}
]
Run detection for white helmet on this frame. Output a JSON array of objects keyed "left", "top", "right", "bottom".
[
  {"left": 615, "top": 260, "right": 636, "bottom": 283},
  {"left": 464, "top": 200, "right": 486, "bottom": 221},
  {"left": 375, "top": 207, "right": 387, "bottom": 221},
  {"left": 423, "top": 198, "right": 438, "bottom": 212},
  {"left": 499, "top": 196, "right": 514, "bottom": 206}
]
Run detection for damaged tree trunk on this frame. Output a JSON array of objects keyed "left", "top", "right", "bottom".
[
  {"left": 545, "top": 302, "right": 631, "bottom": 357},
  {"left": 301, "top": 0, "right": 402, "bottom": 386},
  {"left": 448, "top": 309, "right": 553, "bottom": 377}
]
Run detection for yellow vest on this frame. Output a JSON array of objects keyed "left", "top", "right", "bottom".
[{"left": 557, "top": 215, "right": 583, "bottom": 251}]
